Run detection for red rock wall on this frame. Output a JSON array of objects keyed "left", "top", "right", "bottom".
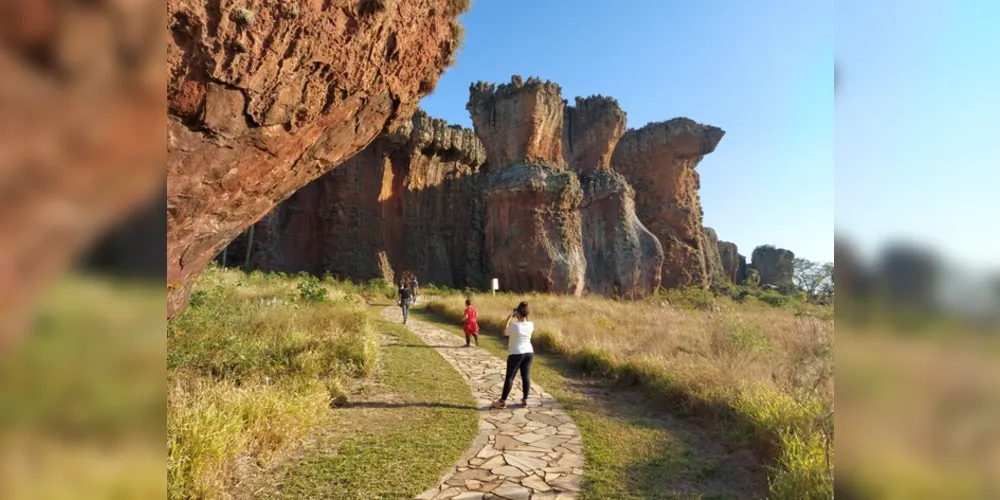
[
  {"left": 227, "top": 111, "right": 490, "bottom": 288},
  {"left": 167, "top": 0, "right": 469, "bottom": 318},
  {"left": 469, "top": 77, "right": 586, "bottom": 295},
  {"left": 564, "top": 96, "right": 663, "bottom": 297},
  {"left": 611, "top": 119, "right": 725, "bottom": 289},
  {"left": 1, "top": 0, "right": 166, "bottom": 344},
  {"left": 718, "top": 240, "right": 747, "bottom": 285}
]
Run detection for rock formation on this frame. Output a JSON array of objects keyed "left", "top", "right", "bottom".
[
  {"left": 701, "top": 227, "right": 726, "bottom": 287},
  {"left": 750, "top": 245, "right": 795, "bottom": 287},
  {"left": 611, "top": 119, "right": 725, "bottom": 289},
  {"left": 468, "top": 77, "right": 586, "bottom": 294},
  {"left": 167, "top": 0, "right": 470, "bottom": 319},
  {"left": 1, "top": 0, "right": 166, "bottom": 345},
  {"left": 226, "top": 110, "right": 488, "bottom": 287},
  {"left": 565, "top": 97, "right": 663, "bottom": 297},
  {"left": 717, "top": 241, "right": 748, "bottom": 285},
  {"left": 220, "top": 75, "right": 727, "bottom": 301}
]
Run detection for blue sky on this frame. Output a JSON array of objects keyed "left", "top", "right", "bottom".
[
  {"left": 420, "top": 0, "right": 834, "bottom": 264},
  {"left": 836, "top": 0, "right": 1000, "bottom": 272}
]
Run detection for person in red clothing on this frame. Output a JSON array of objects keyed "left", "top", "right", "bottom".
[{"left": 463, "top": 298, "right": 479, "bottom": 347}]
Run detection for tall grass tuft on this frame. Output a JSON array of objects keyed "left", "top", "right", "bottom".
[{"left": 167, "top": 267, "right": 380, "bottom": 499}]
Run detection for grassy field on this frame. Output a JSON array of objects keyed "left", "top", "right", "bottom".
[
  {"left": 423, "top": 288, "right": 834, "bottom": 499},
  {"left": 1, "top": 274, "right": 165, "bottom": 500},
  {"left": 167, "top": 267, "right": 477, "bottom": 499},
  {"left": 411, "top": 307, "right": 768, "bottom": 499}
]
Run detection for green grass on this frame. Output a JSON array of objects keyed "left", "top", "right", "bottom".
[
  {"left": 1, "top": 273, "right": 165, "bottom": 500},
  {"left": 168, "top": 267, "right": 478, "bottom": 499},
  {"left": 258, "top": 318, "right": 478, "bottom": 499},
  {"left": 411, "top": 308, "right": 761, "bottom": 499},
  {"left": 422, "top": 298, "right": 832, "bottom": 499}
]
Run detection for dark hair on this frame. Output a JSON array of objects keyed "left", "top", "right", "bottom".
[
  {"left": 515, "top": 301, "right": 529, "bottom": 319},
  {"left": 465, "top": 298, "right": 472, "bottom": 306}
]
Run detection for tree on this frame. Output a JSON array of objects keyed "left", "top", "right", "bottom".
[
  {"left": 793, "top": 257, "right": 834, "bottom": 302},
  {"left": 743, "top": 268, "right": 761, "bottom": 288}
]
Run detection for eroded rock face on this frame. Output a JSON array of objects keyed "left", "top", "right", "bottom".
[
  {"left": 167, "top": 0, "right": 468, "bottom": 319},
  {"left": 1, "top": 0, "right": 166, "bottom": 345},
  {"left": 718, "top": 241, "right": 747, "bottom": 285},
  {"left": 701, "top": 227, "right": 725, "bottom": 287},
  {"left": 750, "top": 245, "right": 795, "bottom": 287},
  {"left": 225, "top": 110, "right": 489, "bottom": 287},
  {"left": 469, "top": 77, "right": 585, "bottom": 294},
  {"left": 611, "top": 118, "right": 725, "bottom": 288},
  {"left": 565, "top": 96, "right": 662, "bottom": 297},
  {"left": 577, "top": 171, "right": 663, "bottom": 297}
]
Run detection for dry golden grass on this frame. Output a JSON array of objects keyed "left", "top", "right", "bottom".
[{"left": 428, "top": 290, "right": 834, "bottom": 498}]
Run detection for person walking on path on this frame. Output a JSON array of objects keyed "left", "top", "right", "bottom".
[
  {"left": 491, "top": 302, "right": 534, "bottom": 410},
  {"left": 397, "top": 283, "right": 413, "bottom": 324},
  {"left": 462, "top": 298, "right": 480, "bottom": 347},
  {"left": 410, "top": 276, "right": 420, "bottom": 304}
]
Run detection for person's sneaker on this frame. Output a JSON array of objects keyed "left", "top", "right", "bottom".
[{"left": 490, "top": 399, "right": 507, "bottom": 410}]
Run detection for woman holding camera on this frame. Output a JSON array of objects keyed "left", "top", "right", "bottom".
[{"left": 491, "top": 302, "right": 535, "bottom": 409}]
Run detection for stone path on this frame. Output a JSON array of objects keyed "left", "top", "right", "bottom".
[{"left": 381, "top": 306, "right": 584, "bottom": 500}]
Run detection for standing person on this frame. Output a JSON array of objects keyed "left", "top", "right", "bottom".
[
  {"left": 491, "top": 302, "right": 534, "bottom": 409},
  {"left": 397, "top": 282, "right": 413, "bottom": 324},
  {"left": 410, "top": 276, "right": 420, "bottom": 304},
  {"left": 462, "top": 298, "right": 480, "bottom": 347}
]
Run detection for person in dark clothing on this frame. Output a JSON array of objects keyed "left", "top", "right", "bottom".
[
  {"left": 410, "top": 277, "right": 420, "bottom": 304},
  {"left": 397, "top": 284, "right": 413, "bottom": 324}
]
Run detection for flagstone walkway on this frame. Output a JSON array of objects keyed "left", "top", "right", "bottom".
[{"left": 381, "top": 306, "right": 585, "bottom": 500}]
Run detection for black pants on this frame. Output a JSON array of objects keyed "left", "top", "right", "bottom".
[{"left": 501, "top": 353, "right": 534, "bottom": 401}]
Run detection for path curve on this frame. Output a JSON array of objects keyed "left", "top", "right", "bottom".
[{"left": 381, "top": 306, "right": 584, "bottom": 500}]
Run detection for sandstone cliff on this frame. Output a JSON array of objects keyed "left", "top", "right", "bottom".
[
  {"left": 468, "top": 77, "right": 586, "bottom": 294},
  {"left": 1, "top": 0, "right": 165, "bottom": 343},
  {"left": 565, "top": 96, "right": 663, "bottom": 297},
  {"left": 611, "top": 119, "right": 725, "bottom": 289},
  {"left": 167, "top": 0, "right": 469, "bottom": 318},
  {"left": 718, "top": 240, "right": 748, "bottom": 285},
  {"left": 701, "top": 227, "right": 726, "bottom": 287},
  {"left": 750, "top": 245, "right": 795, "bottom": 287},
  {"left": 227, "top": 110, "right": 488, "bottom": 287}
]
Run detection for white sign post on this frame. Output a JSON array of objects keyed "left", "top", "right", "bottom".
[{"left": 491, "top": 278, "right": 499, "bottom": 296}]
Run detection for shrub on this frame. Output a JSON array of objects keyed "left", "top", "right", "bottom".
[
  {"left": 760, "top": 291, "right": 793, "bottom": 308},
  {"left": 298, "top": 277, "right": 328, "bottom": 302},
  {"left": 230, "top": 7, "right": 255, "bottom": 27},
  {"left": 188, "top": 290, "right": 208, "bottom": 308},
  {"left": 660, "top": 286, "right": 717, "bottom": 311}
]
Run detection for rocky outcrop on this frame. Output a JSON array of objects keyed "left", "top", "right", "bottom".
[
  {"left": 565, "top": 97, "right": 663, "bottom": 297},
  {"left": 469, "top": 77, "right": 586, "bottom": 294},
  {"left": 718, "top": 241, "right": 747, "bottom": 285},
  {"left": 750, "top": 245, "right": 795, "bottom": 287},
  {"left": 226, "top": 110, "right": 488, "bottom": 287},
  {"left": 611, "top": 119, "right": 725, "bottom": 288},
  {"left": 701, "top": 227, "right": 726, "bottom": 287},
  {"left": 1, "top": 0, "right": 165, "bottom": 345},
  {"left": 167, "top": 0, "right": 470, "bottom": 319}
]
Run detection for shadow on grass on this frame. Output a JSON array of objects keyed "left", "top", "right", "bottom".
[
  {"left": 340, "top": 401, "right": 478, "bottom": 411},
  {"left": 393, "top": 343, "right": 464, "bottom": 349},
  {"left": 410, "top": 308, "right": 767, "bottom": 500}
]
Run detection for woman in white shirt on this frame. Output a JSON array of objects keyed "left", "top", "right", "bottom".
[{"left": 491, "top": 302, "right": 535, "bottom": 410}]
